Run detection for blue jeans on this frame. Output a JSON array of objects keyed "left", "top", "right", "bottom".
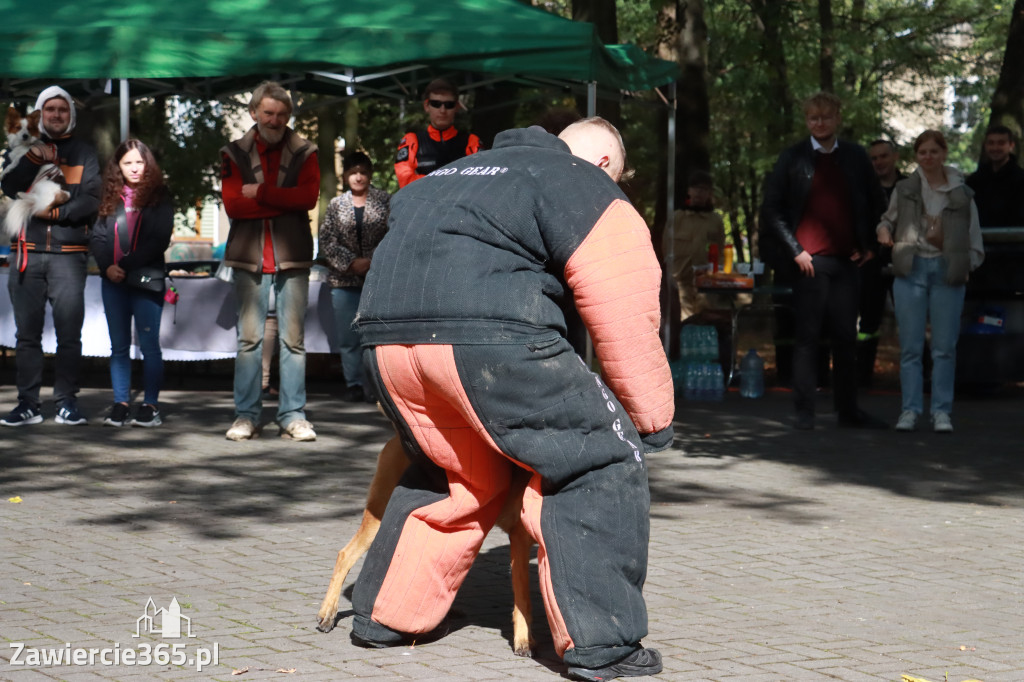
[
  {"left": 234, "top": 269, "right": 309, "bottom": 426},
  {"left": 892, "top": 255, "right": 965, "bottom": 415},
  {"left": 331, "top": 286, "right": 364, "bottom": 388},
  {"left": 101, "top": 279, "right": 164, "bottom": 405},
  {"left": 7, "top": 252, "right": 87, "bottom": 407}
]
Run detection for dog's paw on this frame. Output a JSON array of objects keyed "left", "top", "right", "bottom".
[
  {"left": 54, "top": 190, "right": 70, "bottom": 206},
  {"left": 315, "top": 606, "right": 338, "bottom": 633},
  {"left": 512, "top": 640, "right": 534, "bottom": 658}
]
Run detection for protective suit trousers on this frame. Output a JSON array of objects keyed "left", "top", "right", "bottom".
[{"left": 351, "top": 339, "right": 652, "bottom": 668}]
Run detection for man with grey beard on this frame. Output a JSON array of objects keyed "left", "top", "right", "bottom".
[{"left": 220, "top": 81, "right": 320, "bottom": 442}]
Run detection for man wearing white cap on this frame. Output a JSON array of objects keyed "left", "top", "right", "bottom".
[{"left": 1, "top": 86, "right": 101, "bottom": 427}]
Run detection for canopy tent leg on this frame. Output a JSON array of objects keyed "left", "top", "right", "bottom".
[
  {"left": 663, "top": 81, "right": 677, "bottom": 355},
  {"left": 119, "top": 79, "right": 130, "bottom": 141}
]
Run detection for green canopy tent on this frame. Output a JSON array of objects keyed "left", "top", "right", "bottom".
[
  {"left": 0, "top": 0, "right": 675, "bottom": 99},
  {"left": 0, "top": 0, "right": 680, "bottom": 351}
]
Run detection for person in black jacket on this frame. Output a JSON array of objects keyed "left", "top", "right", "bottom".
[
  {"left": 760, "top": 92, "right": 888, "bottom": 430},
  {"left": 966, "top": 124, "right": 1024, "bottom": 228},
  {"left": 1, "top": 86, "right": 100, "bottom": 427},
  {"left": 90, "top": 139, "right": 174, "bottom": 428}
]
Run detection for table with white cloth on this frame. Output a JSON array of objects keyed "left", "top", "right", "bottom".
[{"left": 0, "top": 269, "right": 340, "bottom": 360}]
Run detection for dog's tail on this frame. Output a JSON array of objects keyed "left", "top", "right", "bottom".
[{"left": 3, "top": 179, "right": 61, "bottom": 239}]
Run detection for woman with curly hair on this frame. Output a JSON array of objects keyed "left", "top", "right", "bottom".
[{"left": 90, "top": 139, "right": 174, "bottom": 427}]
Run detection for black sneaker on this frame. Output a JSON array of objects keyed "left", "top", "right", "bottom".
[
  {"left": 132, "top": 404, "right": 163, "bottom": 428},
  {"left": 55, "top": 400, "right": 88, "bottom": 425},
  {"left": 567, "top": 647, "right": 663, "bottom": 681},
  {"left": 0, "top": 400, "right": 43, "bottom": 427},
  {"left": 341, "top": 385, "right": 365, "bottom": 403},
  {"left": 103, "top": 402, "right": 131, "bottom": 427}
]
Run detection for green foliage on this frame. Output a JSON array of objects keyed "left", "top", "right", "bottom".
[
  {"left": 130, "top": 96, "right": 242, "bottom": 230},
  {"left": 695, "top": 0, "right": 1010, "bottom": 248}
]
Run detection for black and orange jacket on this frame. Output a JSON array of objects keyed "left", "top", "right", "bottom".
[
  {"left": 1, "top": 134, "right": 100, "bottom": 253},
  {"left": 394, "top": 125, "right": 481, "bottom": 188},
  {"left": 360, "top": 126, "right": 672, "bottom": 440}
]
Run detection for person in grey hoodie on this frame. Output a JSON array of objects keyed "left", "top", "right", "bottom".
[
  {"left": 877, "top": 129, "right": 984, "bottom": 434},
  {"left": 1, "top": 85, "right": 101, "bottom": 427}
]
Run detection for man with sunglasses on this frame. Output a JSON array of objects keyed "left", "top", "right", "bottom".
[{"left": 394, "top": 78, "right": 480, "bottom": 188}]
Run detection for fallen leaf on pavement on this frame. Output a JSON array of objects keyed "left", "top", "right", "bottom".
[{"left": 8, "top": 496, "right": 22, "bottom": 503}]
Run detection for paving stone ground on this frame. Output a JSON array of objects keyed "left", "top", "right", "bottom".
[{"left": 1, "top": 379, "right": 1022, "bottom": 681}]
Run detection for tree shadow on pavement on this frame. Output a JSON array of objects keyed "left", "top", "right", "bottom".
[
  {"left": 663, "top": 387, "right": 1024, "bottom": 509},
  {"left": 0, "top": 389, "right": 393, "bottom": 539}
]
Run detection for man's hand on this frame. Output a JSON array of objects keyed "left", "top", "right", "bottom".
[
  {"left": 32, "top": 190, "right": 71, "bottom": 219},
  {"left": 851, "top": 249, "right": 874, "bottom": 267},
  {"left": 106, "top": 264, "right": 126, "bottom": 283},
  {"left": 794, "top": 250, "right": 815, "bottom": 277},
  {"left": 348, "top": 257, "right": 371, "bottom": 276},
  {"left": 876, "top": 227, "right": 894, "bottom": 248},
  {"left": 241, "top": 183, "right": 261, "bottom": 199},
  {"left": 31, "top": 142, "right": 57, "bottom": 163}
]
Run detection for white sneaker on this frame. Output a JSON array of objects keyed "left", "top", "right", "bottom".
[
  {"left": 895, "top": 410, "right": 918, "bottom": 432},
  {"left": 280, "top": 418, "right": 316, "bottom": 441},
  {"left": 226, "top": 417, "right": 260, "bottom": 441},
  {"left": 932, "top": 412, "right": 953, "bottom": 433}
]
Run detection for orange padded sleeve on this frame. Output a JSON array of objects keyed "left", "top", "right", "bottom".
[{"left": 564, "top": 199, "right": 674, "bottom": 435}]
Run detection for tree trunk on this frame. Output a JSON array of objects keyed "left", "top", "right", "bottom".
[
  {"left": 572, "top": 0, "right": 620, "bottom": 125},
  {"left": 749, "top": 0, "right": 795, "bottom": 140},
  {"left": 818, "top": 0, "right": 835, "bottom": 93},
  {"left": 989, "top": 0, "right": 1024, "bottom": 144},
  {"left": 844, "top": 0, "right": 866, "bottom": 89},
  {"left": 316, "top": 104, "right": 341, "bottom": 223},
  {"left": 657, "top": 1, "right": 711, "bottom": 208},
  {"left": 471, "top": 84, "right": 520, "bottom": 150}
]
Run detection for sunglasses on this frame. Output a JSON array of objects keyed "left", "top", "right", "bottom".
[{"left": 427, "top": 99, "right": 457, "bottom": 110}]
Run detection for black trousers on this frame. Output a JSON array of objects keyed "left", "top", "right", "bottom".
[{"left": 792, "top": 255, "right": 860, "bottom": 418}]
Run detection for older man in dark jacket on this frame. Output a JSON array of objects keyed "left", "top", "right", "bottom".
[
  {"left": 761, "top": 92, "right": 887, "bottom": 430},
  {"left": 220, "top": 81, "right": 319, "bottom": 442}
]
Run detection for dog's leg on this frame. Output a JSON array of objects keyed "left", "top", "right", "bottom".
[
  {"left": 497, "top": 466, "right": 535, "bottom": 657},
  {"left": 508, "top": 520, "right": 535, "bottom": 657},
  {"left": 316, "top": 435, "right": 408, "bottom": 633}
]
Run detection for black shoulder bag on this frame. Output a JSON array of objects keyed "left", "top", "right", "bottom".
[{"left": 116, "top": 203, "right": 166, "bottom": 293}]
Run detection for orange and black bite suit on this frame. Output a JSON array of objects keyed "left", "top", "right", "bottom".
[{"left": 353, "top": 126, "right": 674, "bottom": 670}]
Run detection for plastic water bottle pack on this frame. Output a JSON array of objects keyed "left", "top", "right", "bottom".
[
  {"left": 739, "top": 349, "right": 765, "bottom": 399},
  {"left": 680, "top": 325, "right": 719, "bottom": 364},
  {"left": 679, "top": 325, "right": 724, "bottom": 402}
]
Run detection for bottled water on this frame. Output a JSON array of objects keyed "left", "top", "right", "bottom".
[
  {"left": 711, "top": 363, "right": 725, "bottom": 401},
  {"left": 739, "top": 349, "right": 765, "bottom": 398},
  {"left": 683, "top": 363, "right": 698, "bottom": 401},
  {"left": 670, "top": 359, "right": 687, "bottom": 397},
  {"left": 680, "top": 325, "right": 693, "bottom": 363}
]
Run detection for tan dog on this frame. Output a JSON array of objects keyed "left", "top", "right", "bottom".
[{"left": 316, "top": 434, "right": 536, "bottom": 657}]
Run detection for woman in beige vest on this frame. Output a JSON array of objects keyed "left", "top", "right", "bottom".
[{"left": 877, "top": 130, "right": 984, "bottom": 433}]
